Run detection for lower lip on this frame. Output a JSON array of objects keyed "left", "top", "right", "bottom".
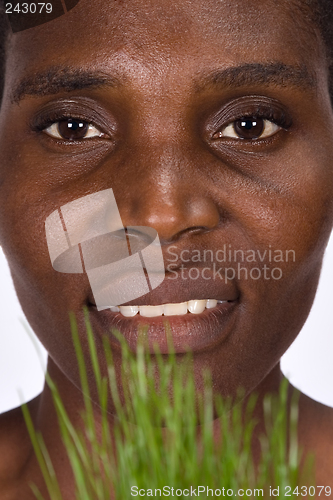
[{"left": 88, "top": 301, "right": 238, "bottom": 354}]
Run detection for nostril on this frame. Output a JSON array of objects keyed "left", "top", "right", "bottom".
[{"left": 162, "top": 225, "right": 215, "bottom": 244}]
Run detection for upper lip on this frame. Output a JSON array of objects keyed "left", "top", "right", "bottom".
[{"left": 88, "top": 268, "right": 239, "bottom": 308}]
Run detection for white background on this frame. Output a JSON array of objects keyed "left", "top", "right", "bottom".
[{"left": 0, "top": 234, "right": 332, "bottom": 414}]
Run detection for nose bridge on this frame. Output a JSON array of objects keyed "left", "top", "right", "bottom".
[
  {"left": 124, "top": 137, "right": 191, "bottom": 209},
  {"left": 133, "top": 140, "right": 191, "bottom": 209},
  {"left": 128, "top": 88, "right": 194, "bottom": 194},
  {"left": 137, "top": 88, "right": 186, "bottom": 143}
]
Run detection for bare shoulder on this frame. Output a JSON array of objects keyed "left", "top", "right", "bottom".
[
  {"left": 0, "top": 396, "right": 41, "bottom": 497},
  {"left": 297, "top": 391, "right": 333, "bottom": 485}
]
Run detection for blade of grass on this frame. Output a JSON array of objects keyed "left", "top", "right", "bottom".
[{"left": 20, "top": 401, "right": 63, "bottom": 500}]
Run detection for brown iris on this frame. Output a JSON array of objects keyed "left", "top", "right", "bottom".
[
  {"left": 234, "top": 117, "right": 264, "bottom": 139},
  {"left": 57, "top": 119, "right": 89, "bottom": 140}
]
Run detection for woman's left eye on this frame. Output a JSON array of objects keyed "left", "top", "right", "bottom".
[
  {"left": 43, "top": 118, "right": 105, "bottom": 141},
  {"left": 213, "top": 117, "right": 281, "bottom": 141}
]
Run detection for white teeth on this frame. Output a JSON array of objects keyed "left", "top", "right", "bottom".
[
  {"left": 110, "top": 306, "right": 120, "bottom": 312},
  {"left": 187, "top": 299, "right": 206, "bottom": 314},
  {"left": 164, "top": 302, "right": 188, "bottom": 316},
  {"left": 113, "top": 300, "right": 224, "bottom": 317},
  {"left": 119, "top": 306, "right": 139, "bottom": 317},
  {"left": 139, "top": 305, "right": 165, "bottom": 317},
  {"left": 206, "top": 299, "right": 218, "bottom": 309}
]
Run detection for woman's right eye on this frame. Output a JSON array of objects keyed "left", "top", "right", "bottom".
[{"left": 43, "top": 118, "right": 106, "bottom": 141}]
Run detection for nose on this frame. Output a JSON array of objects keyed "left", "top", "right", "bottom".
[
  {"left": 115, "top": 143, "right": 220, "bottom": 244},
  {"left": 137, "top": 191, "right": 220, "bottom": 244}
]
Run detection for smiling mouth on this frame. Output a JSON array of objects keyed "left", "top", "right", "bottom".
[
  {"left": 109, "top": 299, "right": 225, "bottom": 317},
  {"left": 87, "top": 270, "right": 239, "bottom": 353},
  {"left": 88, "top": 298, "right": 239, "bottom": 354}
]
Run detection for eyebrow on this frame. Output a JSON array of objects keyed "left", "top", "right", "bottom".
[
  {"left": 196, "top": 62, "right": 316, "bottom": 92},
  {"left": 11, "top": 67, "right": 121, "bottom": 103},
  {"left": 11, "top": 61, "right": 316, "bottom": 104}
]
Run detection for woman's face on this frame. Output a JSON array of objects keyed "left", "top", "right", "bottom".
[{"left": 0, "top": 0, "right": 333, "bottom": 403}]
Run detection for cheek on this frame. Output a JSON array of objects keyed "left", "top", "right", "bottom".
[
  {"left": 0, "top": 164, "right": 51, "bottom": 287},
  {"left": 275, "top": 156, "right": 333, "bottom": 263},
  {"left": 0, "top": 157, "right": 90, "bottom": 340},
  {"left": 0, "top": 117, "right": 80, "bottom": 301},
  {"left": 243, "top": 141, "right": 333, "bottom": 267},
  {"left": 215, "top": 144, "right": 333, "bottom": 362}
]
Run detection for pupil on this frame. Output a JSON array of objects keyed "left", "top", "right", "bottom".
[
  {"left": 58, "top": 119, "right": 89, "bottom": 140},
  {"left": 242, "top": 119, "right": 256, "bottom": 130},
  {"left": 69, "top": 121, "right": 83, "bottom": 131},
  {"left": 234, "top": 117, "right": 264, "bottom": 139}
]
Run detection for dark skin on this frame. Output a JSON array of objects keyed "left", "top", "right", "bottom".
[{"left": 0, "top": 0, "right": 333, "bottom": 497}]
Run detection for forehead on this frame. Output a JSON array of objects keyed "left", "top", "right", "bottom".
[{"left": 3, "top": 0, "right": 322, "bottom": 96}]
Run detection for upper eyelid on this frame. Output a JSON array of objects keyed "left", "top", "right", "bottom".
[
  {"left": 30, "top": 98, "right": 118, "bottom": 135},
  {"left": 213, "top": 108, "right": 288, "bottom": 130},
  {"left": 221, "top": 116, "right": 277, "bottom": 130},
  {"left": 206, "top": 96, "right": 292, "bottom": 131}
]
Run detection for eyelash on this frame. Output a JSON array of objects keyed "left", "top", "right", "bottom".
[
  {"left": 212, "top": 105, "right": 292, "bottom": 141},
  {"left": 32, "top": 102, "right": 291, "bottom": 145},
  {"left": 33, "top": 112, "right": 107, "bottom": 140},
  {"left": 241, "top": 109, "right": 289, "bottom": 129}
]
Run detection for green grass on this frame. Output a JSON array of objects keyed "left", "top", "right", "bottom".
[{"left": 21, "top": 310, "right": 315, "bottom": 499}]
